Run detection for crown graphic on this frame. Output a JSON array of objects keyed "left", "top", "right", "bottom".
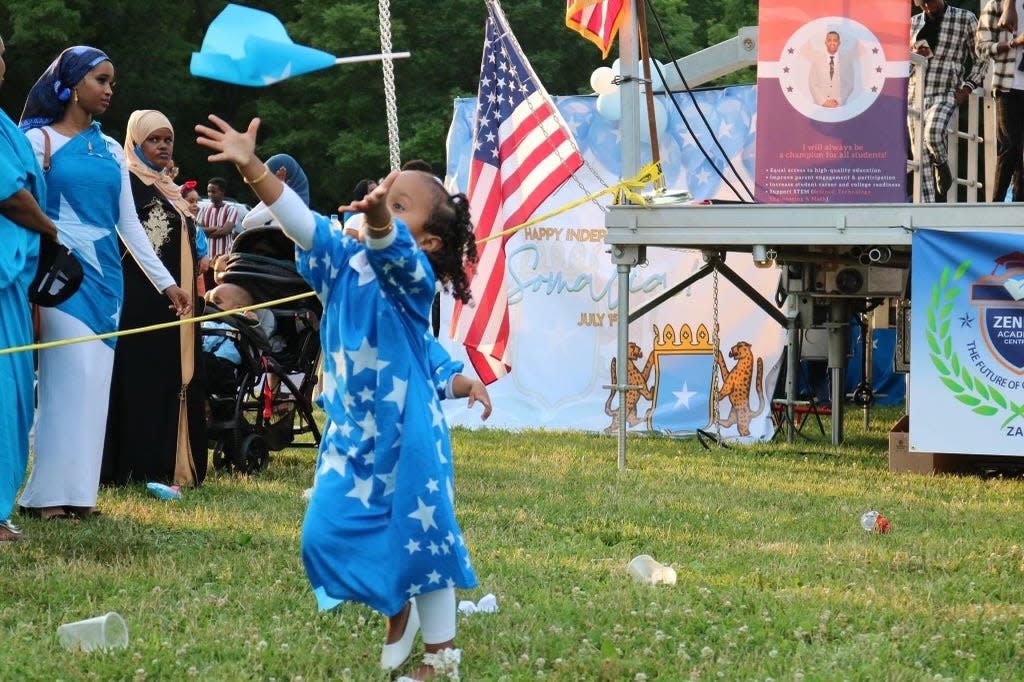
[{"left": 652, "top": 323, "right": 714, "bottom": 353}]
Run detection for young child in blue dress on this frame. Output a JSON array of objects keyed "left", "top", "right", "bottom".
[{"left": 197, "top": 114, "right": 481, "bottom": 681}]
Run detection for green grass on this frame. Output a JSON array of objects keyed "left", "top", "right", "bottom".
[{"left": 3, "top": 406, "right": 1024, "bottom": 681}]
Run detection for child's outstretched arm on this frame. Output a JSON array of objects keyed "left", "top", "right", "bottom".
[
  {"left": 195, "top": 115, "right": 314, "bottom": 249},
  {"left": 450, "top": 375, "right": 492, "bottom": 421}
]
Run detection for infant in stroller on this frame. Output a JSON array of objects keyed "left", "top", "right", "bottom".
[{"left": 200, "top": 227, "right": 322, "bottom": 473}]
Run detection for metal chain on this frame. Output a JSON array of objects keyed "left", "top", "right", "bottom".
[
  {"left": 710, "top": 262, "right": 722, "bottom": 442},
  {"left": 498, "top": 19, "right": 612, "bottom": 215},
  {"left": 378, "top": 0, "right": 401, "bottom": 171}
]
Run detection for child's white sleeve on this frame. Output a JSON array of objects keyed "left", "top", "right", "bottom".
[{"left": 267, "top": 185, "right": 315, "bottom": 250}]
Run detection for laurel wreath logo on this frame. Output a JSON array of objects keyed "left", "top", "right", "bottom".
[{"left": 926, "top": 261, "right": 1024, "bottom": 427}]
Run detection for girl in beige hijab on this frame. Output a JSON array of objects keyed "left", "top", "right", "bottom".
[{"left": 101, "top": 109, "right": 207, "bottom": 488}]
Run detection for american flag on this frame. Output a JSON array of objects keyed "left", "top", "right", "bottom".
[
  {"left": 565, "top": 0, "right": 626, "bottom": 59},
  {"left": 451, "top": 0, "right": 583, "bottom": 384}
]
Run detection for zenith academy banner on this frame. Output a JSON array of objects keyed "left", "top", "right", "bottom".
[
  {"left": 755, "top": 0, "right": 908, "bottom": 203},
  {"left": 910, "top": 230, "right": 1024, "bottom": 456},
  {"left": 442, "top": 89, "right": 786, "bottom": 443}
]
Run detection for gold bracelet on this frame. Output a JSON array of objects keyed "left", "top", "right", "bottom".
[
  {"left": 362, "top": 216, "right": 395, "bottom": 234},
  {"left": 243, "top": 165, "right": 270, "bottom": 185}
]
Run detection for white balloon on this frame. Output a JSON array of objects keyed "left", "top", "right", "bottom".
[
  {"left": 590, "top": 66, "right": 617, "bottom": 95},
  {"left": 596, "top": 92, "right": 621, "bottom": 121}
]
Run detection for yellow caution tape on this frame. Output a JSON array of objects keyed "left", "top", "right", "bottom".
[{"left": 0, "top": 291, "right": 317, "bottom": 357}]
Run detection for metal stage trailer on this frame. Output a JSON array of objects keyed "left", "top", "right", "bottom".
[{"left": 603, "top": 6, "right": 1023, "bottom": 467}]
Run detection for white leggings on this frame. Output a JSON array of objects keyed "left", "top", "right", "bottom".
[{"left": 417, "top": 587, "right": 456, "bottom": 644}]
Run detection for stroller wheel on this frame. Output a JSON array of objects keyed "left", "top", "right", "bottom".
[{"left": 238, "top": 433, "right": 270, "bottom": 474}]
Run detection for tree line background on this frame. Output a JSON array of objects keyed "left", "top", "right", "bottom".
[{"left": 0, "top": 1, "right": 977, "bottom": 210}]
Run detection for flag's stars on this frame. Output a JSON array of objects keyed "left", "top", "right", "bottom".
[
  {"left": 426, "top": 478, "right": 440, "bottom": 493},
  {"left": 358, "top": 386, "right": 375, "bottom": 403},
  {"left": 428, "top": 541, "right": 440, "bottom": 555},
  {"left": 436, "top": 441, "right": 448, "bottom": 465},
  {"left": 54, "top": 194, "right": 107, "bottom": 274},
  {"left": 959, "top": 313, "right": 973, "bottom": 328},
  {"left": 345, "top": 474, "right": 373, "bottom": 508},
  {"left": 427, "top": 570, "right": 442, "bottom": 584},
  {"left": 404, "top": 539, "right": 421, "bottom": 554},
  {"left": 406, "top": 583, "right": 423, "bottom": 597},
  {"left": 409, "top": 497, "right": 438, "bottom": 532},
  {"left": 338, "top": 421, "right": 354, "bottom": 438}
]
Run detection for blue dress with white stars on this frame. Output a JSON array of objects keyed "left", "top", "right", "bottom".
[{"left": 298, "top": 214, "right": 478, "bottom": 617}]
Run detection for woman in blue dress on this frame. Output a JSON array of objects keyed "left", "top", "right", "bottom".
[
  {"left": 16, "top": 46, "right": 191, "bottom": 521},
  {"left": 197, "top": 114, "right": 479, "bottom": 681},
  {"left": 0, "top": 34, "right": 59, "bottom": 542}
]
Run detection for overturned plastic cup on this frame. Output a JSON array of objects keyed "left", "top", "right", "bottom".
[
  {"left": 57, "top": 611, "right": 129, "bottom": 652},
  {"left": 626, "top": 554, "right": 677, "bottom": 585},
  {"left": 860, "top": 511, "right": 880, "bottom": 532}
]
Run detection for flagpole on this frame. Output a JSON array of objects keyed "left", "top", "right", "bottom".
[
  {"left": 614, "top": 0, "right": 644, "bottom": 471},
  {"left": 333, "top": 51, "right": 411, "bottom": 65},
  {"left": 636, "top": 0, "right": 664, "bottom": 188}
]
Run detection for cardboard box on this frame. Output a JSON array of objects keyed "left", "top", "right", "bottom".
[{"left": 888, "top": 415, "right": 1024, "bottom": 475}]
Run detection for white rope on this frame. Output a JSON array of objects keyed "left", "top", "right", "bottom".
[{"left": 378, "top": 0, "right": 401, "bottom": 171}]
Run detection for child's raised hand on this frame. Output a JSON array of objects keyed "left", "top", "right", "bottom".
[
  {"left": 337, "top": 170, "right": 400, "bottom": 227},
  {"left": 196, "top": 115, "right": 260, "bottom": 167}
]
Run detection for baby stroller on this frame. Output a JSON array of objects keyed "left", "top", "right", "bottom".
[{"left": 202, "top": 227, "right": 322, "bottom": 474}]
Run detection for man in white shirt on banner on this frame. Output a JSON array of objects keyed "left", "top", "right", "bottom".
[{"left": 809, "top": 30, "right": 855, "bottom": 108}]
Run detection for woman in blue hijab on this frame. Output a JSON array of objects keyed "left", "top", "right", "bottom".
[
  {"left": 0, "top": 35, "right": 59, "bottom": 542},
  {"left": 241, "top": 153, "right": 311, "bottom": 229},
  {"left": 267, "top": 154, "right": 310, "bottom": 206},
  {"left": 16, "top": 46, "right": 191, "bottom": 520}
]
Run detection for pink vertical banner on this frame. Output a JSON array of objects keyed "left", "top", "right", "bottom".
[{"left": 755, "top": 0, "right": 910, "bottom": 203}]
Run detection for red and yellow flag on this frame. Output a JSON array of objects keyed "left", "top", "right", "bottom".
[{"left": 565, "top": 0, "right": 625, "bottom": 59}]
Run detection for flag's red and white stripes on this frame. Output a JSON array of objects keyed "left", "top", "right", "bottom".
[
  {"left": 566, "top": 0, "right": 626, "bottom": 59},
  {"left": 450, "top": 2, "right": 583, "bottom": 384}
]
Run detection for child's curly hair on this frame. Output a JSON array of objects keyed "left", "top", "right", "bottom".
[{"left": 421, "top": 182, "right": 478, "bottom": 304}]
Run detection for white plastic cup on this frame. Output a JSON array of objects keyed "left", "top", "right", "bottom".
[
  {"left": 860, "top": 511, "right": 880, "bottom": 532},
  {"left": 626, "top": 554, "right": 677, "bottom": 585},
  {"left": 57, "top": 612, "right": 129, "bottom": 652}
]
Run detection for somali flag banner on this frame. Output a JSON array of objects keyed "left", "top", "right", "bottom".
[
  {"left": 190, "top": 4, "right": 336, "bottom": 86},
  {"left": 910, "top": 229, "right": 1024, "bottom": 455}
]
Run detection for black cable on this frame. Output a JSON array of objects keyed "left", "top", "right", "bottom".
[{"left": 646, "top": 3, "right": 756, "bottom": 202}]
